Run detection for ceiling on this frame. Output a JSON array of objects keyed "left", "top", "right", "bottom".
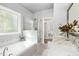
[{"left": 21, "top": 3, "right": 53, "bottom": 13}]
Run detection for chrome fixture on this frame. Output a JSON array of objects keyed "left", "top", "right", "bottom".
[
  {"left": 3, "top": 47, "right": 8, "bottom": 56},
  {"left": 19, "top": 33, "right": 25, "bottom": 41},
  {"left": 2, "top": 47, "right": 13, "bottom": 56}
]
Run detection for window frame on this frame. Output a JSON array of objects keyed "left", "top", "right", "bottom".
[{"left": 0, "top": 5, "right": 21, "bottom": 35}]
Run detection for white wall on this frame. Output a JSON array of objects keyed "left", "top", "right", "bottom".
[
  {"left": 34, "top": 8, "right": 53, "bottom": 18},
  {"left": 53, "top": 3, "right": 68, "bottom": 37}
]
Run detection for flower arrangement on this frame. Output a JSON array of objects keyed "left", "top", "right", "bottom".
[{"left": 59, "top": 20, "right": 78, "bottom": 38}]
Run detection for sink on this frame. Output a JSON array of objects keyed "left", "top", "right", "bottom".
[{"left": 69, "top": 32, "right": 79, "bottom": 37}]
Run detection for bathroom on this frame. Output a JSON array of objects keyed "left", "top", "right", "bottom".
[
  {"left": 0, "top": 3, "right": 79, "bottom": 56},
  {"left": 0, "top": 3, "right": 53, "bottom": 56}
]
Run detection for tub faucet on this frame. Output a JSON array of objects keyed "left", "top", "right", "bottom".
[
  {"left": 3, "top": 47, "right": 8, "bottom": 56},
  {"left": 8, "top": 53, "right": 13, "bottom": 56}
]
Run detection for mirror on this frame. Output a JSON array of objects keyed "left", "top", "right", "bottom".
[{"left": 69, "top": 3, "right": 79, "bottom": 33}]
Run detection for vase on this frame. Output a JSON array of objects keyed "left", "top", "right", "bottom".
[{"left": 65, "top": 32, "right": 70, "bottom": 41}]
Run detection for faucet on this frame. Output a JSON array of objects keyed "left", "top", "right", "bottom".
[
  {"left": 3, "top": 47, "right": 8, "bottom": 56},
  {"left": 19, "top": 33, "right": 25, "bottom": 41},
  {"left": 8, "top": 53, "right": 13, "bottom": 56}
]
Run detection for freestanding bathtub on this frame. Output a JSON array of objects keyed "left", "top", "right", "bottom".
[{"left": 0, "top": 30, "right": 38, "bottom": 56}]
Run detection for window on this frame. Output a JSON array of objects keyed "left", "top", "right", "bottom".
[{"left": 0, "top": 5, "right": 21, "bottom": 35}]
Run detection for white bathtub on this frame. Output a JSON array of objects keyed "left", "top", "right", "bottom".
[{"left": 0, "top": 30, "right": 37, "bottom": 56}]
